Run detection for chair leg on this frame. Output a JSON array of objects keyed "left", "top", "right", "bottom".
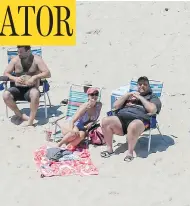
[
  {"left": 156, "top": 123, "right": 162, "bottom": 136},
  {"left": 46, "top": 92, "right": 52, "bottom": 107},
  {"left": 148, "top": 129, "right": 152, "bottom": 153},
  {"left": 5, "top": 83, "right": 9, "bottom": 118},
  {"left": 6, "top": 105, "right": 8, "bottom": 118},
  {"left": 43, "top": 92, "right": 47, "bottom": 119}
]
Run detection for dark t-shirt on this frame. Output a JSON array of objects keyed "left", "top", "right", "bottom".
[{"left": 117, "top": 93, "right": 162, "bottom": 121}]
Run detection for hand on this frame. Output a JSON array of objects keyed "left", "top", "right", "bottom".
[
  {"left": 25, "top": 76, "right": 36, "bottom": 86},
  {"left": 131, "top": 92, "right": 141, "bottom": 100},
  {"left": 85, "top": 122, "right": 94, "bottom": 130},
  {"left": 131, "top": 92, "right": 140, "bottom": 99},
  {"left": 68, "top": 121, "right": 79, "bottom": 137},
  {"left": 14, "top": 77, "right": 24, "bottom": 85}
]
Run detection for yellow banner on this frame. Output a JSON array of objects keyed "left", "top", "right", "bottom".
[{"left": 0, "top": 0, "right": 76, "bottom": 45}]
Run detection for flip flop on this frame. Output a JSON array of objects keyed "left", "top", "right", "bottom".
[
  {"left": 100, "top": 151, "right": 114, "bottom": 158},
  {"left": 124, "top": 155, "right": 134, "bottom": 162}
]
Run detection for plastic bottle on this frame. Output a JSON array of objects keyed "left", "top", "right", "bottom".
[{"left": 45, "top": 114, "right": 55, "bottom": 141}]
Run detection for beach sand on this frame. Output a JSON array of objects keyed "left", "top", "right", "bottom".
[{"left": 0, "top": 2, "right": 190, "bottom": 206}]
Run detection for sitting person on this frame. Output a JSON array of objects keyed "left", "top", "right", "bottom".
[
  {"left": 100, "top": 76, "right": 162, "bottom": 162},
  {"left": 57, "top": 87, "right": 102, "bottom": 148},
  {"left": 2, "top": 45, "right": 51, "bottom": 126}
]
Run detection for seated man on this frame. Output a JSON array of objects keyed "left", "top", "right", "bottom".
[
  {"left": 2, "top": 45, "right": 51, "bottom": 126},
  {"left": 100, "top": 76, "right": 162, "bottom": 162}
]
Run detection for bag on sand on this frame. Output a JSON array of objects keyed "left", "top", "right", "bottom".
[{"left": 88, "top": 125, "right": 105, "bottom": 145}]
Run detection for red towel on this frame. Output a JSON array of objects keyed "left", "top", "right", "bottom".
[{"left": 34, "top": 145, "right": 98, "bottom": 178}]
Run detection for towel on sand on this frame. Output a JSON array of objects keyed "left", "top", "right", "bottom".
[
  {"left": 46, "top": 148, "right": 73, "bottom": 161},
  {"left": 34, "top": 145, "right": 98, "bottom": 177}
]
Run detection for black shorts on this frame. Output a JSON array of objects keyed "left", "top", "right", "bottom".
[
  {"left": 117, "top": 115, "right": 150, "bottom": 135},
  {"left": 8, "top": 86, "right": 40, "bottom": 102}
]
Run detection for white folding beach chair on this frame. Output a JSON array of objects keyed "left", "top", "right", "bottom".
[{"left": 0, "top": 47, "right": 52, "bottom": 118}]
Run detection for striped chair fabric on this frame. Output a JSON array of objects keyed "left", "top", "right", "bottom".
[
  {"left": 66, "top": 86, "right": 102, "bottom": 119},
  {"left": 7, "top": 47, "right": 42, "bottom": 63},
  {"left": 129, "top": 79, "right": 163, "bottom": 98}
]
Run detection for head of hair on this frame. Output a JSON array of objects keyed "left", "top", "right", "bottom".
[
  {"left": 137, "top": 76, "right": 149, "bottom": 84},
  {"left": 17, "top": 45, "right": 31, "bottom": 51}
]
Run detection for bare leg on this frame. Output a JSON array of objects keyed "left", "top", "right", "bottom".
[
  {"left": 58, "top": 125, "right": 79, "bottom": 147},
  {"left": 68, "top": 131, "right": 86, "bottom": 148},
  {"left": 101, "top": 116, "right": 123, "bottom": 153},
  {"left": 124, "top": 119, "right": 145, "bottom": 161},
  {"left": 27, "top": 88, "right": 40, "bottom": 126},
  {"left": 3, "top": 91, "right": 29, "bottom": 121}
]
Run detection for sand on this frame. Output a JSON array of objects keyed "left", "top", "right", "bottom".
[{"left": 0, "top": 2, "right": 190, "bottom": 206}]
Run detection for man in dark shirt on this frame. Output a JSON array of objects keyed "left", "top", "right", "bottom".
[{"left": 100, "top": 76, "right": 162, "bottom": 161}]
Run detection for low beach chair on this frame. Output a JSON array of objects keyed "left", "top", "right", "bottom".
[
  {"left": 129, "top": 78, "right": 164, "bottom": 153},
  {"left": 52, "top": 84, "right": 102, "bottom": 141},
  {"left": 0, "top": 47, "right": 51, "bottom": 118},
  {"left": 109, "top": 78, "right": 163, "bottom": 153}
]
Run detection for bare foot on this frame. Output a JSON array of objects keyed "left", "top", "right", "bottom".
[
  {"left": 21, "top": 114, "right": 30, "bottom": 121},
  {"left": 21, "top": 119, "right": 36, "bottom": 127}
]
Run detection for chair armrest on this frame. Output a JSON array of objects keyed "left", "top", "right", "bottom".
[
  {"left": 107, "top": 109, "right": 119, "bottom": 116},
  {"left": 0, "top": 76, "right": 10, "bottom": 82},
  {"left": 53, "top": 115, "right": 66, "bottom": 125},
  {"left": 148, "top": 113, "right": 158, "bottom": 128}
]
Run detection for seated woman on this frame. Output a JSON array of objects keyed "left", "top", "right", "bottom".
[{"left": 57, "top": 87, "right": 102, "bottom": 148}]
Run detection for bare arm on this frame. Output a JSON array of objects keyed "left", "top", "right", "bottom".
[
  {"left": 33, "top": 56, "right": 51, "bottom": 80},
  {"left": 139, "top": 96, "right": 157, "bottom": 114},
  {"left": 69, "top": 103, "right": 88, "bottom": 130},
  {"left": 113, "top": 93, "right": 131, "bottom": 110},
  {"left": 95, "top": 102, "right": 102, "bottom": 120},
  {"left": 3, "top": 58, "right": 17, "bottom": 82}
]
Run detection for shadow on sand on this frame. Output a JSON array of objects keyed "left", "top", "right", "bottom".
[
  {"left": 114, "top": 134, "right": 175, "bottom": 158},
  {"left": 10, "top": 105, "right": 64, "bottom": 126}
]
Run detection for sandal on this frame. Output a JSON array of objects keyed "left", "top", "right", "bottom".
[
  {"left": 124, "top": 155, "right": 134, "bottom": 162},
  {"left": 100, "top": 151, "right": 114, "bottom": 158}
]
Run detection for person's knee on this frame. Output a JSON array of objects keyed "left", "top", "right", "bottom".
[
  {"left": 128, "top": 121, "right": 144, "bottom": 136},
  {"left": 3, "top": 91, "right": 13, "bottom": 102},
  {"left": 101, "top": 117, "right": 110, "bottom": 128},
  {"left": 29, "top": 89, "right": 40, "bottom": 101},
  {"left": 66, "top": 131, "right": 77, "bottom": 141}
]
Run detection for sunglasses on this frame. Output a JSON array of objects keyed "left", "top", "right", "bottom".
[{"left": 89, "top": 92, "right": 99, "bottom": 96}]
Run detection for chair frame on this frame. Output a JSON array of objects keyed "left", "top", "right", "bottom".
[
  {"left": 129, "top": 78, "right": 164, "bottom": 153},
  {"left": 2, "top": 47, "right": 52, "bottom": 119},
  {"left": 110, "top": 78, "right": 164, "bottom": 153},
  {"left": 52, "top": 83, "right": 103, "bottom": 142}
]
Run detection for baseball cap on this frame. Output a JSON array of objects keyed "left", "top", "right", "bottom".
[{"left": 86, "top": 87, "right": 99, "bottom": 95}]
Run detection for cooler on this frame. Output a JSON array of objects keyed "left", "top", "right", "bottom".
[{"left": 111, "top": 84, "right": 130, "bottom": 109}]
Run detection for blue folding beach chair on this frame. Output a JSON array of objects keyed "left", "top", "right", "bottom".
[
  {"left": 109, "top": 78, "right": 163, "bottom": 153},
  {"left": 129, "top": 78, "right": 163, "bottom": 152},
  {"left": 1, "top": 47, "right": 51, "bottom": 118},
  {"left": 53, "top": 84, "right": 102, "bottom": 141}
]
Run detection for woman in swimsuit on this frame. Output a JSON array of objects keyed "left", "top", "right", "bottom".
[{"left": 57, "top": 87, "right": 102, "bottom": 148}]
